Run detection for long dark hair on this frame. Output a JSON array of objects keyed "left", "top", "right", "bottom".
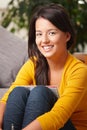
[{"left": 28, "top": 3, "right": 75, "bottom": 85}]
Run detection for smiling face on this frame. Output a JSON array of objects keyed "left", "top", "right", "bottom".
[{"left": 35, "top": 17, "right": 70, "bottom": 60}]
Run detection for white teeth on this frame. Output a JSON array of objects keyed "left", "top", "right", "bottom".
[{"left": 43, "top": 45, "right": 53, "bottom": 51}]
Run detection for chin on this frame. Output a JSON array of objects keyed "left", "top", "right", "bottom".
[{"left": 44, "top": 55, "right": 54, "bottom": 59}]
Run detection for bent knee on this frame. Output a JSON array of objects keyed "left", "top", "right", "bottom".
[{"left": 9, "top": 87, "right": 30, "bottom": 97}]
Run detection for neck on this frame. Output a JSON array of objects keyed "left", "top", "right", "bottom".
[{"left": 47, "top": 51, "right": 68, "bottom": 71}]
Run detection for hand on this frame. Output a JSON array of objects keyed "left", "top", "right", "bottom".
[
  {"left": 0, "top": 102, "right": 6, "bottom": 130},
  {"left": 0, "top": 124, "right": 3, "bottom": 130},
  {"left": 22, "top": 119, "right": 42, "bottom": 130}
]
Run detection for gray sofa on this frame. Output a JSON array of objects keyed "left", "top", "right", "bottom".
[
  {"left": 0, "top": 26, "right": 28, "bottom": 99},
  {"left": 0, "top": 88, "right": 8, "bottom": 99}
]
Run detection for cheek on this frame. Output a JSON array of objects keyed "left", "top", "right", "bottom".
[
  {"left": 35, "top": 38, "right": 40, "bottom": 46},
  {"left": 35, "top": 39, "right": 41, "bottom": 51}
]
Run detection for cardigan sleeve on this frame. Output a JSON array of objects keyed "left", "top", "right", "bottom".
[{"left": 37, "top": 65, "right": 87, "bottom": 130}]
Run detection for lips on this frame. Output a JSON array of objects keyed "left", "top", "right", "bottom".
[{"left": 42, "top": 45, "right": 54, "bottom": 51}]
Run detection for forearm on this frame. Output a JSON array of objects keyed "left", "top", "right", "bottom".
[
  {"left": 0, "top": 102, "right": 6, "bottom": 129},
  {"left": 22, "top": 119, "right": 42, "bottom": 130}
]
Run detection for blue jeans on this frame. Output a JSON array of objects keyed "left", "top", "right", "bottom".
[{"left": 3, "top": 86, "right": 76, "bottom": 130}]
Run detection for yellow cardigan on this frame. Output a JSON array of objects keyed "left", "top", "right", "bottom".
[{"left": 1, "top": 53, "right": 87, "bottom": 130}]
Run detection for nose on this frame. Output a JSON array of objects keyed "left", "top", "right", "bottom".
[{"left": 42, "top": 34, "right": 49, "bottom": 43}]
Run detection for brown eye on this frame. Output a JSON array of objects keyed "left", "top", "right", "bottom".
[
  {"left": 49, "top": 31, "right": 56, "bottom": 36},
  {"left": 36, "top": 33, "right": 42, "bottom": 37}
]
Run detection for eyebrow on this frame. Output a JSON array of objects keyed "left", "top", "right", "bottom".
[{"left": 36, "top": 29, "right": 58, "bottom": 32}]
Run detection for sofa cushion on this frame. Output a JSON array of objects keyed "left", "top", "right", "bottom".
[{"left": 0, "top": 26, "right": 28, "bottom": 88}]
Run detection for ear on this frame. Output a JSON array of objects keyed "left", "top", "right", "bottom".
[{"left": 66, "top": 32, "right": 71, "bottom": 42}]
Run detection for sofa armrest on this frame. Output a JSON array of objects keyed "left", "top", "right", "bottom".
[{"left": 73, "top": 52, "right": 87, "bottom": 64}]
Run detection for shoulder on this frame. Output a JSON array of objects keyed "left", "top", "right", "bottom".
[
  {"left": 66, "top": 53, "right": 87, "bottom": 69},
  {"left": 65, "top": 53, "right": 87, "bottom": 78},
  {"left": 15, "top": 58, "right": 35, "bottom": 80},
  {"left": 20, "top": 58, "right": 35, "bottom": 70}
]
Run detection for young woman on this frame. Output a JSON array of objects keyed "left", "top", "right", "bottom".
[{"left": 0, "top": 3, "right": 87, "bottom": 130}]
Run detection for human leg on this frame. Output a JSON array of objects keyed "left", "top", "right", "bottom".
[
  {"left": 22, "top": 86, "right": 76, "bottom": 130},
  {"left": 3, "top": 86, "right": 76, "bottom": 130},
  {"left": 22, "top": 85, "right": 57, "bottom": 128},
  {"left": 3, "top": 87, "right": 30, "bottom": 130}
]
